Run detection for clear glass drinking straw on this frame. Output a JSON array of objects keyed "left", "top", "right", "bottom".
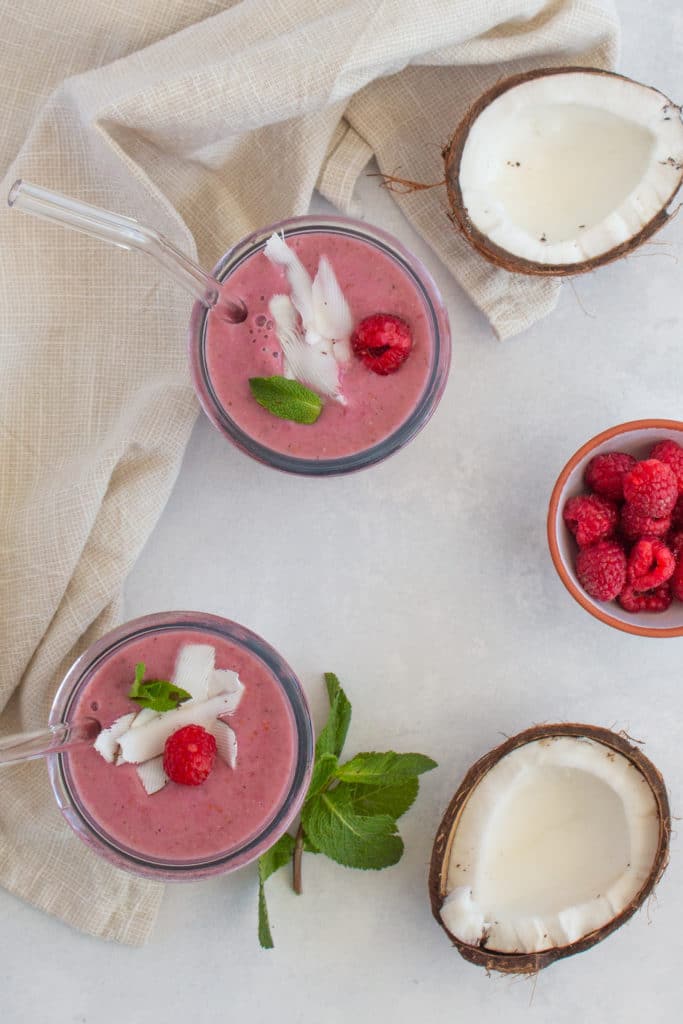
[
  {"left": 0, "top": 718, "right": 101, "bottom": 767},
  {"left": 8, "top": 180, "right": 247, "bottom": 323}
]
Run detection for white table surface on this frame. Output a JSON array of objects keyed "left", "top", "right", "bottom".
[{"left": 2, "top": 3, "right": 682, "bottom": 1021}]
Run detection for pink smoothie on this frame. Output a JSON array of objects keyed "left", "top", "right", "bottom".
[
  {"left": 65, "top": 628, "right": 297, "bottom": 862},
  {"left": 204, "top": 231, "right": 433, "bottom": 460}
]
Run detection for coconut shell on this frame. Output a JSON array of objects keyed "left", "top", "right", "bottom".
[
  {"left": 428, "top": 723, "right": 670, "bottom": 974},
  {"left": 443, "top": 66, "right": 683, "bottom": 276}
]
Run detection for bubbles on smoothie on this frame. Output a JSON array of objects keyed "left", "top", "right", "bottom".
[
  {"left": 90, "top": 701, "right": 99, "bottom": 712},
  {"left": 255, "top": 314, "right": 267, "bottom": 327},
  {"left": 266, "top": 319, "right": 273, "bottom": 330}
]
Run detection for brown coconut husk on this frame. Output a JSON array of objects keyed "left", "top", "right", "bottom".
[
  {"left": 442, "top": 66, "right": 683, "bottom": 276},
  {"left": 428, "top": 722, "right": 670, "bottom": 974}
]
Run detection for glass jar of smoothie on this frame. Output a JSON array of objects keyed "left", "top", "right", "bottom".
[
  {"left": 47, "top": 612, "right": 314, "bottom": 880},
  {"left": 189, "top": 216, "right": 451, "bottom": 475},
  {"left": 8, "top": 186, "right": 450, "bottom": 476}
]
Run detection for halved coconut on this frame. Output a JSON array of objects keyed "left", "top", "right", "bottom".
[
  {"left": 444, "top": 68, "right": 683, "bottom": 275},
  {"left": 429, "top": 724, "right": 669, "bottom": 973}
]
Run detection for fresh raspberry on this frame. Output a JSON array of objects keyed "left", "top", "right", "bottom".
[
  {"left": 575, "top": 540, "right": 627, "bottom": 601},
  {"left": 163, "top": 724, "right": 217, "bottom": 786},
  {"left": 668, "top": 530, "right": 683, "bottom": 600},
  {"left": 671, "top": 494, "right": 683, "bottom": 529},
  {"left": 668, "top": 529, "right": 683, "bottom": 561},
  {"left": 626, "top": 537, "right": 675, "bottom": 592},
  {"left": 620, "top": 502, "right": 670, "bottom": 541},
  {"left": 618, "top": 582, "right": 672, "bottom": 613},
  {"left": 650, "top": 440, "right": 683, "bottom": 493},
  {"left": 563, "top": 494, "right": 618, "bottom": 548},
  {"left": 671, "top": 559, "right": 683, "bottom": 601},
  {"left": 350, "top": 314, "right": 412, "bottom": 375},
  {"left": 623, "top": 459, "right": 677, "bottom": 517},
  {"left": 584, "top": 452, "right": 636, "bottom": 501}
]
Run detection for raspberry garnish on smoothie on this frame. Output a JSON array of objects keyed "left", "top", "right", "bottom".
[
  {"left": 163, "top": 724, "right": 217, "bottom": 786},
  {"left": 247, "top": 234, "right": 415, "bottom": 424},
  {"left": 92, "top": 643, "right": 244, "bottom": 795},
  {"left": 350, "top": 314, "right": 413, "bottom": 375}
]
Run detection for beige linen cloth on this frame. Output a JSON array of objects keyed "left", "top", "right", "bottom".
[{"left": 0, "top": 1, "right": 618, "bottom": 944}]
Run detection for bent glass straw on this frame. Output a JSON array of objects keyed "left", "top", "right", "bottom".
[
  {"left": 0, "top": 718, "right": 101, "bottom": 767},
  {"left": 8, "top": 179, "right": 247, "bottom": 323}
]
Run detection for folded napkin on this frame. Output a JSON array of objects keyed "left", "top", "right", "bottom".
[{"left": 0, "top": 0, "right": 618, "bottom": 944}]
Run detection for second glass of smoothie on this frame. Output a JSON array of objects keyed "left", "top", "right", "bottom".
[
  {"left": 189, "top": 216, "right": 451, "bottom": 475},
  {"left": 48, "top": 612, "right": 313, "bottom": 880}
]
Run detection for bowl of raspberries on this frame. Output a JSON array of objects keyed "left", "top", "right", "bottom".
[{"left": 548, "top": 420, "right": 683, "bottom": 637}]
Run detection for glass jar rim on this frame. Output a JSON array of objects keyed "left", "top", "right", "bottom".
[
  {"left": 188, "top": 214, "right": 451, "bottom": 476},
  {"left": 48, "top": 611, "right": 314, "bottom": 881}
]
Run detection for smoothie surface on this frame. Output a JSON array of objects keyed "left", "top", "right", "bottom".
[
  {"left": 66, "top": 628, "right": 296, "bottom": 862},
  {"left": 204, "top": 231, "right": 433, "bottom": 460}
]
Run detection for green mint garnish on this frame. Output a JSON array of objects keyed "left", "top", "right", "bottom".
[
  {"left": 315, "top": 671, "right": 351, "bottom": 758},
  {"left": 248, "top": 376, "right": 323, "bottom": 424},
  {"left": 128, "top": 662, "right": 191, "bottom": 712},
  {"left": 257, "top": 833, "right": 296, "bottom": 949},
  {"left": 256, "top": 671, "right": 437, "bottom": 947},
  {"left": 334, "top": 751, "right": 438, "bottom": 786},
  {"left": 301, "top": 788, "right": 403, "bottom": 870}
]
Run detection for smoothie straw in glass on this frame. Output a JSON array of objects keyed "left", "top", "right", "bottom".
[
  {"left": 0, "top": 718, "right": 101, "bottom": 766},
  {"left": 7, "top": 179, "right": 247, "bottom": 323}
]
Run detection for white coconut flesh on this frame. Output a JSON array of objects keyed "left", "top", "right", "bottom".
[
  {"left": 459, "top": 72, "right": 683, "bottom": 265},
  {"left": 212, "top": 719, "right": 238, "bottom": 769},
  {"left": 440, "top": 736, "right": 661, "bottom": 954},
  {"left": 93, "top": 712, "right": 137, "bottom": 764},
  {"left": 91, "top": 644, "right": 246, "bottom": 792},
  {"left": 136, "top": 755, "right": 168, "bottom": 796},
  {"left": 173, "top": 643, "right": 215, "bottom": 702},
  {"left": 264, "top": 233, "right": 353, "bottom": 401}
]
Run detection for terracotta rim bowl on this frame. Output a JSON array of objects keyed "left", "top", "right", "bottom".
[{"left": 547, "top": 419, "right": 683, "bottom": 638}]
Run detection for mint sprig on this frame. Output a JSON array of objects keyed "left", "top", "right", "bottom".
[
  {"left": 257, "top": 672, "right": 437, "bottom": 947},
  {"left": 248, "top": 376, "right": 323, "bottom": 424},
  {"left": 302, "top": 789, "right": 402, "bottom": 870},
  {"left": 128, "top": 662, "right": 191, "bottom": 712},
  {"left": 258, "top": 833, "right": 295, "bottom": 949}
]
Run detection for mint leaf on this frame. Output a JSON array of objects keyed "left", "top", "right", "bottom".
[
  {"left": 301, "top": 788, "right": 403, "bottom": 870},
  {"left": 128, "top": 663, "right": 191, "bottom": 712},
  {"left": 334, "top": 751, "right": 437, "bottom": 786},
  {"left": 259, "top": 833, "right": 295, "bottom": 883},
  {"left": 128, "top": 662, "right": 146, "bottom": 698},
  {"left": 258, "top": 833, "right": 295, "bottom": 949},
  {"left": 129, "top": 681, "right": 192, "bottom": 712},
  {"left": 253, "top": 672, "right": 437, "bottom": 948},
  {"left": 249, "top": 376, "right": 322, "bottom": 424},
  {"left": 324, "top": 671, "right": 343, "bottom": 705},
  {"left": 315, "top": 673, "right": 352, "bottom": 759},
  {"left": 343, "top": 777, "right": 420, "bottom": 820},
  {"left": 307, "top": 752, "right": 338, "bottom": 800},
  {"left": 323, "top": 673, "right": 352, "bottom": 755}
]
